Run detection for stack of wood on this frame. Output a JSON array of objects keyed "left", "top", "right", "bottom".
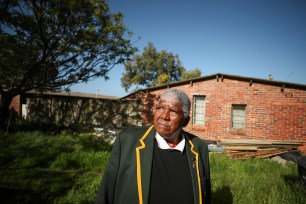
[{"left": 217, "top": 139, "right": 303, "bottom": 160}]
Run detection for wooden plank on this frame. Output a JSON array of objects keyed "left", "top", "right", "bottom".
[
  {"left": 255, "top": 150, "right": 289, "bottom": 158},
  {"left": 226, "top": 148, "right": 292, "bottom": 160},
  {"left": 219, "top": 139, "right": 304, "bottom": 146},
  {"left": 220, "top": 139, "right": 273, "bottom": 145},
  {"left": 224, "top": 146, "right": 258, "bottom": 151},
  {"left": 257, "top": 148, "right": 279, "bottom": 151},
  {"left": 221, "top": 140, "right": 302, "bottom": 160}
]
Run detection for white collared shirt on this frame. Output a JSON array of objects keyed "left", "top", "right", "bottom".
[{"left": 155, "top": 132, "right": 185, "bottom": 153}]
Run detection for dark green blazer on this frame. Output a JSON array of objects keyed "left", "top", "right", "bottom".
[{"left": 95, "top": 125, "right": 211, "bottom": 204}]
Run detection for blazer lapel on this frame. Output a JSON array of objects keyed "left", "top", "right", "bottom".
[
  {"left": 185, "top": 133, "right": 202, "bottom": 204},
  {"left": 135, "top": 125, "right": 155, "bottom": 204}
]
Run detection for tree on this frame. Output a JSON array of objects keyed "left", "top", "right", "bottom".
[
  {"left": 181, "top": 68, "right": 202, "bottom": 80},
  {"left": 121, "top": 42, "right": 184, "bottom": 92},
  {"left": 0, "top": 0, "right": 136, "bottom": 128},
  {"left": 157, "top": 73, "right": 170, "bottom": 85}
]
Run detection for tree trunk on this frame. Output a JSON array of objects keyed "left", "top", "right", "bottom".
[{"left": 0, "top": 93, "right": 15, "bottom": 130}]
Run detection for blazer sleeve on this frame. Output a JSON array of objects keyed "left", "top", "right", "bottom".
[
  {"left": 202, "top": 143, "right": 211, "bottom": 204},
  {"left": 95, "top": 135, "right": 121, "bottom": 204}
]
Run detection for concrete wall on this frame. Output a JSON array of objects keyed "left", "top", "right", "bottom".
[{"left": 23, "top": 94, "right": 142, "bottom": 131}]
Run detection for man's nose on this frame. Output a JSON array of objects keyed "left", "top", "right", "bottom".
[{"left": 160, "top": 108, "right": 170, "bottom": 120}]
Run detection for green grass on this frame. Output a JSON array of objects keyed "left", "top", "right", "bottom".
[
  {"left": 0, "top": 131, "right": 111, "bottom": 203},
  {"left": 0, "top": 131, "right": 305, "bottom": 203},
  {"left": 210, "top": 153, "right": 306, "bottom": 204}
]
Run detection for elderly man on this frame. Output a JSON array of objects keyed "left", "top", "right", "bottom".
[{"left": 95, "top": 88, "right": 211, "bottom": 204}]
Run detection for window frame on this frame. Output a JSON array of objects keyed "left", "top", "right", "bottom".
[
  {"left": 231, "top": 104, "right": 247, "bottom": 129},
  {"left": 192, "top": 95, "right": 206, "bottom": 125}
]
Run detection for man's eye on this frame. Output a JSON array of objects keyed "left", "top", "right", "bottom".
[{"left": 170, "top": 110, "right": 178, "bottom": 114}]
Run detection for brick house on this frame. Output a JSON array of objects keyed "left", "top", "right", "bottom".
[{"left": 123, "top": 73, "right": 306, "bottom": 143}]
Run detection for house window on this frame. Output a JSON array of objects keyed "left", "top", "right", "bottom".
[
  {"left": 193, "top": 96, "right": 206, "bottom": 125},
  {"left": 232, "top": 105, "right": 246, "bottom": 129}
]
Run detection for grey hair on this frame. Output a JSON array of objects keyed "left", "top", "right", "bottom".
[{"left": 159, "top": 88, "right": 191, "bottom": 118}]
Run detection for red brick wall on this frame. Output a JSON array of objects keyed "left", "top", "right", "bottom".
[{"left": 134, "top": 78, "right": 306, "bottom": 142}]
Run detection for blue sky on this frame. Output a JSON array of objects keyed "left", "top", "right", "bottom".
[{"left": 70, "top": 0, "right": 306, "bottom": 97}]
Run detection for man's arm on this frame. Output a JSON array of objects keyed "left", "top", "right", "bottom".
[{"left": 202, "top": 142, "right": 211, "bottom": 204}]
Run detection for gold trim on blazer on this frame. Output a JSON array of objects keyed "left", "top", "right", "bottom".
[
  {"left": 136, "top": 125, "right": 154, "bottom": 204},
  {"left": 136, "top": 126, "right": 203, "bottom": 204},
  {"left": 186, "top": 134, "right": 203, "bottom": 204}
]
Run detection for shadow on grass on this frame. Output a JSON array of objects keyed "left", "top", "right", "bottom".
[
  {"left": 0, "top": 132, "right": 110, "bottom": 203},
  {"left": 0, "top": 187, "right": 39, "bottom": 204},
  {"left": 283, "top": 175, "right": 306, "bottom": 196},
  {"left": 0, "top": 186, "right": 55, "bottom": 204},
  {"left": 0, "top": 169, "right": 77, "bottom": 203},
  {"left": 212, "top": 185, "right": 233, "bottom": 204}
]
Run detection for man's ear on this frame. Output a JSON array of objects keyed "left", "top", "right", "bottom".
[{"left": 182, "top": 116, "right": 190, "bottom": 127}]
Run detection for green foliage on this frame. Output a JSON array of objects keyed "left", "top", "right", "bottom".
[
  {"left": 0, "top": 131, "right": 111, "bottom": 203},
  {"left": 53, "top": 173, "right": 102, "bottom": 204},
  {"left": 0, "top": 132, "right": 304, "bottom": 203},
  {"left": 50, "top": 151, "right": 110, "bottom": 171},
  {"left": 121, "top": 42, "right": 185, "bottom": 92},
  {"left": 210, "top": 154, "right": 306, "bottom": 204},
  {"left": 157, "top": 73, "right": 170, "bottom": 85},
  {"left": 181, "top": 68, "right": 202, "bottom": 80},
  {"left": 0, "top": 0, "right": 135, "bottom": 92},
  {"left": 0, "top": 168, "right": 79, "bottom": 203},
  {"left": 0, "top": 0, "right": 136, "bottom": 128}
]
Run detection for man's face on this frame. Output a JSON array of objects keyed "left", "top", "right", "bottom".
[{"left": 153, "top": 98, "right": 186, "bottom": 137}]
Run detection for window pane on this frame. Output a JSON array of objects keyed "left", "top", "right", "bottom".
[
  {"left": 232, "top": 105, "right": 246, "bottom": 129},
  {"left": 193, "top": 96, "right": 206, "bottom": 125}
]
